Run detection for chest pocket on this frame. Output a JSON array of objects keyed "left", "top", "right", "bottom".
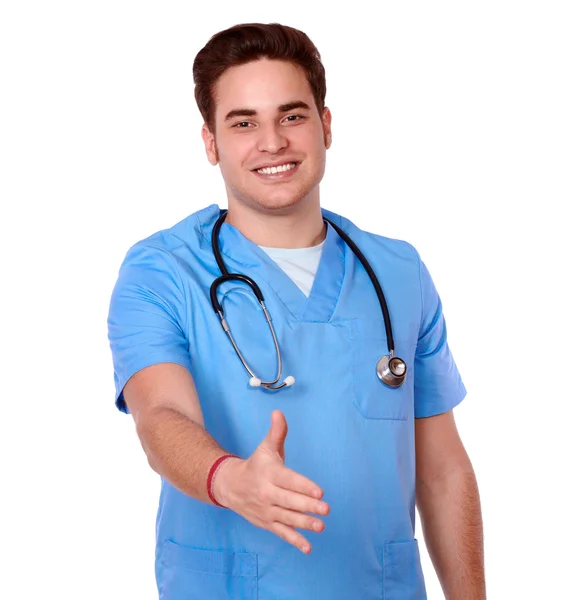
[{"left": 351, "top": 319, "right": 417, "bottom": 420}]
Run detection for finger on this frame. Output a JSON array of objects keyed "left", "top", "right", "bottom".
[
  {"left": 271, "top": 521, "right": 312, "bottom": 554},
  {"left": 272, "top": 466, "right": 325, "bottom": 500},
  {"left": 263, "top": 410, "right": 288, "bottom": 460},
  {"left": 270, "top": 506, "right": 325, "bottom": 533},
  {"left": 271, "top": 486, "right": 330, "bottom": 517}
]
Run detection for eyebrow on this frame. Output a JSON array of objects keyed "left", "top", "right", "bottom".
[{"left": 224, "top": 101, "right": 311, "bottom": 121}]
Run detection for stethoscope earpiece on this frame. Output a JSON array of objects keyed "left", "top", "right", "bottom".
[{"left": 249, "top": 375, "right": 295, "bottom": 389}]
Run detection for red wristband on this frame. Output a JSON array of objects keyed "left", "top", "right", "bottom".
[{"left": 207, "top": 454, "right": 239, "bottom": 508}]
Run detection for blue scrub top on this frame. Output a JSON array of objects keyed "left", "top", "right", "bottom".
[{"left": 108, "top": 204, "right": 466, "bottom": 600}]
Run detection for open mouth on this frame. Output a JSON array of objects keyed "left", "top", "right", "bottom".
[{"left": 252, "top": 162, "right": 300, "bottom": 179}]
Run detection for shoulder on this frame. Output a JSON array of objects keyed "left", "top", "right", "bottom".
[
  {"left": 119, "top": 204, "right": 218, "bottom": 270},
  {"left": 322, "top": 207, "right": 421, "bottom": 269}
]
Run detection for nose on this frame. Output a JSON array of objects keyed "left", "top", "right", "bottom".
[{"left": 256, "top": 122, "right": 288, "bottom": 154}]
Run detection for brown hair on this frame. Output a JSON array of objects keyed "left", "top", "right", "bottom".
[{"left": 193, "top": 23, "right": 327, "bottom": 133}]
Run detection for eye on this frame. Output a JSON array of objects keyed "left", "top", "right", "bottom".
[
  {"left": 283, "top": 115, "right": 306, "bottom": 124},
  {"left": 232, "top": 121, "right": 252, "bottom": 128}
]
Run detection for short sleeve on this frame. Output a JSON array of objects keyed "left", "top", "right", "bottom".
[
  {"left": 107, "top": 243, "right": 192, "bottom": 414},
  {"left": 414, "top": 257, "right": 467, "bottom": 418}
]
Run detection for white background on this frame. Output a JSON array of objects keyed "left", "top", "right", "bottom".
[{"left": 1, "top": 1, "right": 569, "bottom": 598}]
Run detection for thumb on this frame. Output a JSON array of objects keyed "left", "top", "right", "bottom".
[{"left": 263, "top": 409, "right": 288, "bottom": 461}]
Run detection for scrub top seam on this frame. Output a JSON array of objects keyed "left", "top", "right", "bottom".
[
  {"left": 135, "top": 242, "right": 191, "bottom": 339},
  {"left": 301, "top": 222, "right": 348, "bottom": 324},
  {"left": 254, "top": 223, "right": 347, "bottom": 323},
  {"left": 196, "top": 209, "right": 347, "bottom": 323},
  {"left": 414, "top": 244, "right": 424, "bottom": 335},
  {"left": 197, "top": 213, "right": 301, "bottom": 321},
  {"left": 196, "top": 210, "right": 257, "bottom": 268},
  {"left": 413, "top": 246, "right": 442, "bottom": 343},
  {"left": 330, "top": 215, "right": 349, "bottom": 322},
  {"left": 247, "top": 269, "right": 301, "bottom": 322}
]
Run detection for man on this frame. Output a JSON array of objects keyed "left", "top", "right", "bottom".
[{"left": 108, "top": 22, "right": 486, "bottom": 599}]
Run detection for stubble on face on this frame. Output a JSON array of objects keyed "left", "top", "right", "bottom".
[
  {"left": 209, "top": 59, "right": 331, "bottom": 217},
  {"left": 222, "top": 152, "right": 326, "bottom": 216}
]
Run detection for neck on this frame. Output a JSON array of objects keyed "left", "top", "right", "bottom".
[{"left": 224, "top": 198, "right": 326, "bottom": 249}]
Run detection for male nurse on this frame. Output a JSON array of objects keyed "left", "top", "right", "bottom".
[{"left": 108, "top": 22, "right": 486, "bottom": 600}]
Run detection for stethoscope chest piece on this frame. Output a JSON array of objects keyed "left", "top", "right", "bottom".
[{"left": 376, "top": 353, "right": 407, "bottom": 388}]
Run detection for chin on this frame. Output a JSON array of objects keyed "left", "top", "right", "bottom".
[
  {"left": 253, "top": 194, "right": 307, "bottom": 213},
  {"left": 251, "top": 196, "right": 304, "bottom": 213},
  {"left": 230, "top": 175, "right": 319, "bottom": 213},
  {"left": 256, "top": 182, "right": 317, "bottom": 211}
]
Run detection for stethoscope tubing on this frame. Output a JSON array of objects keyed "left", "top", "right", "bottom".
[
  {"left": 209, "top": 209, "right": 405, "bottom": 389},
  {"left": 322, "top": 217, "right": 395, "bottom": 353}
]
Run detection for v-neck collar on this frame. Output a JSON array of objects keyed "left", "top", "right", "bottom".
[{"left": 197, "top": 204, "right": 347, "bottom": 323}]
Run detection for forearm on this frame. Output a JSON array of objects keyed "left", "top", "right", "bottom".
[
  {"left": 416, "top": 466, "right": 486, "bottom": 600},
  {"left": 136, "top": 407, "right": 238, "bottom": 505}
]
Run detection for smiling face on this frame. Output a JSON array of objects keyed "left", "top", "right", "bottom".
[{"left": 202, "top": 58, "right": 332, "bottom": 215}]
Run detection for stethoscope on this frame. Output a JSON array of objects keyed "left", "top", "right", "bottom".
[{"left": 209, "top": 209, "right": 407, "bottom": 390}]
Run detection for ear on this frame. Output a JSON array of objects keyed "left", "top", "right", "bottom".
[
  {"left": 322, "top": 107, "right": 332, "bottom": 149},
  {"left": 201, "top": 124, "right": 219, "bottom": 165}
]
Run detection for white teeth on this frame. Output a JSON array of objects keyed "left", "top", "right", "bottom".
[{"left": 257, "top": 162, "right": 296, "bottom": 175}]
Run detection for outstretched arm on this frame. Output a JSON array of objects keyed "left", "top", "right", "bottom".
[
  {"left": 123, "top": 363, "right": 329, "bottom": 554},
  {"left": 415, "top": 410, "right": 486, "bottom": 600}
]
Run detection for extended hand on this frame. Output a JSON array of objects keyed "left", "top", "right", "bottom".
[{"left": 213, "top": 409, "right": 330, "bottom": 554}]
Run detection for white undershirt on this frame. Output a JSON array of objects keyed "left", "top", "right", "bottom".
[{"left": 258, "top": 240, "right": 325, "bottom": 297}]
